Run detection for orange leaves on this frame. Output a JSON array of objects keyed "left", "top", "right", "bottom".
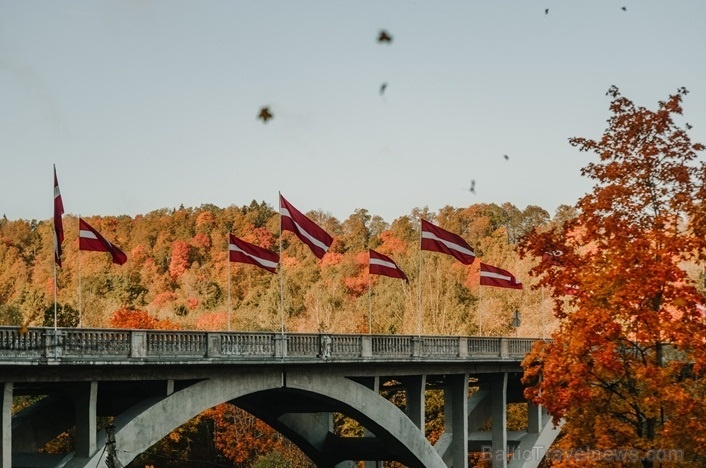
[
  {"left": 169, "top": 240, "right": 190, "bottom": 280},
  {"left": 195, "top": 311, "right": 228, "bottom": 331},
  {"left": 108, "top": 307, "right": 178, "bottom": 330},
  {"left": 343, "top": 275, "right": 368, "bottom": 297},
  {"left": 320, "top": 251, "right": 343, "bottom": 267},
  {"left": 240, "top": 226, "right": 275, "bottom": 250},
  {"left": 378, "top": 230, "right": 407, "bottom": 255},
  {"left": 204, "top": 403, "right": 290, "bottom": 465}
]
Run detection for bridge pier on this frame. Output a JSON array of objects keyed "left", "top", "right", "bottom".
[
  {"left": 446, "top": 374, "right": 469, "bottom": 468},
  {"left": 402, "top": 375, "right": 426, "bottom": 431},
  {"left": 70, "top": 381, "right": 97, "bottom": 458},
  {"left": 491, "top": 373, "right": 508, "bottom": 468},
  {"left": 2, "top": 383, "right": 11, "bottom": 468}
]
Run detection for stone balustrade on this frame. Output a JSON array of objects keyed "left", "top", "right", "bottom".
[{"left": 0, "top": 326, "right": 543, "bottom": 363}]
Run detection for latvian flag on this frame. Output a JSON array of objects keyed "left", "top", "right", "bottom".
[
  {"left": 79, "top": 218, "right": 127, "bottom": 265},
  {"left": 420, "top": 219, "right": 475, "bottom": 265},
  {"left": 479, "top": 262, "right": 522, "bottom": 290},
  {"left": 53, "top": 165, "right": 65, "bottom": 267},
  {"left": 369, "top": 249, "right": 408, "bottom": 282},
  {"left": 229, "top": 234, "right": 279, "bottom": 274},
  {"left": 280, "top": 194, "right": 333, "bottom": 259}
]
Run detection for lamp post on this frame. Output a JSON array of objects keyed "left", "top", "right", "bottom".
[{"left": 511, "top": 309, "right": 521, "bottom": 337}]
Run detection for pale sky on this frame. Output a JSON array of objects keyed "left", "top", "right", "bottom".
[{"left": 2, "top": 1, "right": 705, "bottom": 224}]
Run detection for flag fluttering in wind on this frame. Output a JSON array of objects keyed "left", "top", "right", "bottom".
[
  {"left": 420, "top": 219, "right": 475, "bottom": 265},
  {"left": 229, "top": 234, "right": 279, "bottom": 274},
  {"left": 369, "top": 249, "right": 408, "bottom": 282},
  {"left": 79, "top": 218, "right": 127, "bottom": 265},
  {"left": 53, "top": 165, "right": 65, "bottom": 267},
  {"left": 479, "top": 262, "right": 522, "bottom": 290},
  {"left": 280, "top": 194, "right": 333, "bottom": 259}
]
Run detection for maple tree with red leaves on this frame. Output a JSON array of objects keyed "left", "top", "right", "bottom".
[{"left": 520, "top": 87, "right": 706, "bottom": 465}]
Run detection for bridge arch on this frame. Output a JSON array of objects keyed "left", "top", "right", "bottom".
[{"left": 70, "top": 369, "right": 445, "bottom": 468}]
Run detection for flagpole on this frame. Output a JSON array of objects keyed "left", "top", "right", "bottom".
[
  {"left": 417, "top": 224, "right": 422, "bottom": 336},
  {"left": 478, "top": 285, "right": 482, "bottom": 336},
  {"left": 227, "top": 234, "right": 231, "bottom": 332},
  {"left": 368, "top": 273, "right": 372, "bottom": 334},
  {"left": 78, "top": 216, "right": 82, "bottom": 328},
  {"left": 278, "top": 192, "right": 284, "bottom": 335},
  {"left": 53, "top": 228, "right": 58, "bottom": 331}
]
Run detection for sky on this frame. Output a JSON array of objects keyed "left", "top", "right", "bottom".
[{"left": 2, "top": 1, "right": 705, "bottom": 225}]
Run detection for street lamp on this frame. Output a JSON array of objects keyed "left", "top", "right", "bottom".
[{"left": 511, "top": 309, "right": 521, "bottom": 337}]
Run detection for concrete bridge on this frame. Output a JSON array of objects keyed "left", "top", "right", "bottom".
[{"left": 1, "top": 327, "right": 561, "bottom": 468}]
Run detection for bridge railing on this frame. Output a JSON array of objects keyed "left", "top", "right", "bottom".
[{"left": 0, "top": 326, "right": 545, "bottom": 363}]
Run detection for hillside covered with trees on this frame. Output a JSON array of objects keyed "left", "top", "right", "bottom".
[{"left": 1, "top": 200, "right": 562, "bottom": 338}]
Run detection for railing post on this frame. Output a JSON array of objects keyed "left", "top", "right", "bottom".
[
  {"left": 44, "top": 329, "right": 64, "bottom": 360},
  {"left": 207, "top": 333, "right": 221, "bottom": 358},
  {"left": 361, "top": 335, "right": 372, "bottom": 358},
  {"left": 458, "top": 337, "right": 468, "bottom": 358},
  {"left": 500, "top": 337, "right": 509, "bottom": 359},
  {"left": 275, "top": 334, "right": 288, "bottom": 358},
  {"left": 412, "top": 336, "right": 423, "bottom": 358},
  {"left": 131, "top": 331, "right": 147, "bottom": 358}
]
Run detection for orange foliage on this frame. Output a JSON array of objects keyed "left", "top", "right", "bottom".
[
  {"left": 153, "top": 291, "right": 177, "bottom": 307},
  {"left": 169, "top": 240, "right": 190, "bottom": 279},
  {"left": 378, "top": 230, "right": 407, "bottom": 255},
  {"left": 195, "top": 211, "right": 215, "bottom": 229},
  {"left": 191, "top": 232, "right": 210, "bottom": 250},
  {"left": 280, "top": 254, "right": 300, "bottom": 269},
  {"left": 320, "top": 251, "right": 343, "bottom": 267},
  {"left": 109, "top": 307, "right": 179, "bottom": 330},
  {"left": 343, "top": 274, "right": 368, "bottom": 297},
  {"left": 204, "top": 404, "right": 289, "bottom": 464},
  {"left": 240, "top": 226, "right": 275, "bottom": 250},
  {"left": 130, "top": 244, "right": 148, "bottom": 265},
  {"left": 195, "top": 311, "right": 228, "bottom": 331}
]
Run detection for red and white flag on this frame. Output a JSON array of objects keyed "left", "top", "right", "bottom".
[
  {"left": 79, "top": 218, "right": 127, "bottom": 265},
  {"left": 53, "top": 165, "right": 65, "bottom": 267},
  {"left": 369, "top": 249, "right": 408, "bottom": 282},
  {"left": 479, "top": 262, "right": 522, "bottom": 290},
  {"left": 420, "top": 219, "right": 475, "bottom": 265},
  {"left": 280, "top": 194, "right": 333, "bottom": 259},
  {"left": 229, "top": 234, "right": 279, "bottom": 274}
]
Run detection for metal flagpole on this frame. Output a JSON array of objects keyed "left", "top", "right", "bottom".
[
  {"left": 78, "top": 216, "right": 82, "bottom": 328},
  {"left": 227, "top": 233, "right": 231, "bottom": 332},
  {"left": 417, "top": 225, "right": 422, "bottom": 336},
  {"left": 368, "top": 273, "right": 372, "bottom": 334},
  {"left": 278, "top": 192, "right": 285, "bottom": 335},
  {"left": 478, "top": 285, "right": 482, "bottom": 336},
  {"left": 53, "top": 233, "right": 58, "bottom": 331},
  {"left": 53, "top": 166, "right": 58, "bottom": 331}
]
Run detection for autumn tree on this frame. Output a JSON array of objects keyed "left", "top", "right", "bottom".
[{"left": 520, "top": 87, "right": 706, "bottom": 465}]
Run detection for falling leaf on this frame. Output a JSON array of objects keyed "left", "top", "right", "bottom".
[{"left": 258, "top": 107, "right": 273, "bottom": 123}]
